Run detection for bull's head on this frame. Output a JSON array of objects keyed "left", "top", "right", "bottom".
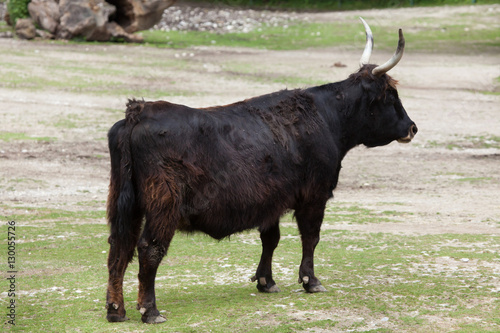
[{"left": 349, "top": 18, "right": 417, "bottom": 147}]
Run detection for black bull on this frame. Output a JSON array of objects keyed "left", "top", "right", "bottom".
[{"left": 105, "top": 20, "right": 417, "bottom": 324}]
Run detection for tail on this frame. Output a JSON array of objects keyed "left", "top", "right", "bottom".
[{"left": 107, "top": 99, "right": 145, "bottom": 247}]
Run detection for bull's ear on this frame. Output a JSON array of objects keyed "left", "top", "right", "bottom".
[{"left": 372, "top": 29, "right": 405, "bottom": 76}]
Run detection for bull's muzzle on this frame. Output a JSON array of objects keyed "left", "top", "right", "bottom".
[{"left": 397, "top": 124, "right": 418, "bottom": 143}]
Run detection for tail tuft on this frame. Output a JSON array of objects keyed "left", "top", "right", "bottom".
[{"left": 125, "top": 99, "right": 145, "bottom": 125}]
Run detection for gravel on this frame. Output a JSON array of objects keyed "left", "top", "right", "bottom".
[{"left": 154, "top": 4, "right": 303, "bottom": 34}]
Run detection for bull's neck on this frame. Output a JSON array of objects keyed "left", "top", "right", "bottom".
[{"left": 308, "top": 82, "right": 365, "bottom": 157}]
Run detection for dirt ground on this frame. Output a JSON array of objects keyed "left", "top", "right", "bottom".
[{"left": 1, "top": 6, "right": 499, "bottom": 251}]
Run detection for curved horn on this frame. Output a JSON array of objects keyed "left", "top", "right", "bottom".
[
  {"left": 359, "top": 17, "right": 373, "bottom": 67},
  {"left": 372, "top": 28, "right": 405, "bottom": 76}
]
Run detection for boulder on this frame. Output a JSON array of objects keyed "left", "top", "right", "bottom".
[
  {"left": 28, "top": 0, "right": 60, "bottom": 34},
  {"left": 57, "top": 0, "right": 107, "bottom": 40},
  {"left": 107, "top": 0, "right": 176, "bottom": 33},
  {"left": 15, "top": 18, "right": 37, "bottom": 40},
  {"left": 36, "top": 28, "right": 54, "bottom": 40},
  {"left": 18, "top": 0, "right": 176, "bottom": 42},
  {"left": 106, "top": 21, "right": 144, "bottom": 43}
]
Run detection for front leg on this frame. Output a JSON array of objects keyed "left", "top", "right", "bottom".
[
  {"left": 251, "top": 221, "right": 281, "bottom": 293},
  {"left": 295, "top": 204, "right": 327, "bottom": 293}
]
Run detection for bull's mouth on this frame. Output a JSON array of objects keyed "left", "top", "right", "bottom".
[
  {"left": 397, "top": 137, "right": 412, "bottom": 143},
  {"left": 397, "top": 124, "right": 417, "bottom": 144}
]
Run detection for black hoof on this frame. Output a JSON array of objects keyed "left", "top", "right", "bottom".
[
  {"left": 106, "top": 303, "right": 128, "bottom": 322},
  {"left": 138, "top": 305, "right": 167, "bottom": 324},
  {"left": 304, "top": 284, "right": 327, "bottom": 293},
  {"left": 257, "top": 283, "right": 281, "bottom": 293},
  {"left": 252, "top": 275, "right": 281, "bottom": 293},
  {"left": 142, "top": 314, "right": 167, "bottom": 324},
  {"left": 106, "top": 313, "right": 129, "bottom": 322},
  {"left": 299, "top": 276, "right": 327, "bottom": 293}
]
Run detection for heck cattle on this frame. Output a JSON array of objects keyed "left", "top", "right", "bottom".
[{"left": 105, "top": 18, "right": 417, "bottom": 324}]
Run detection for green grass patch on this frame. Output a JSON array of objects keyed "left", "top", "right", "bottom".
[
  {"left": 1, "top": 178, "right": 48, "bottom": 192},
  {"left": 0, "top": 69, "right": 125, "bottom": 93},
  {"left": 481, "top": 91, "right": 500, "bottom": 96},
  {"left": 142, "top": 17, "right": 500, "bottom": 54},
  {"left": 1, "top": 205, "right": 106, "bottom": 222},
  {"left": 0, "top": 68, "right": 192, "bottom": 99},
  {"left": 0, "top": 55, "right": 197, "bottom": 99},
  {"left": 7, "top": 177, "right": 45, "bottom": 184},
  {"left": 407, "top": 23, "right": 500, "bottom": 53},
  {"left": 450, "top": 135, "right": 500, "bottom": 150},
  {"left": 0, "top": 131, "right": 56, "bottom": 142},
  {"left": 223, "top": 61, "right": 327, "bottom": 87},
  {"left": 76, "top": 200, "right": 107, "bottom": 207},
  {"left": 323, "top": 203, "right": 409, "bottom": 224},
  {"left": 456, "top": 177, "right": 493, "bottom": 184},
  {"left": 280, "top": 203, "right": 402, "bottom": 225},
  {"left": 424, "top": 135, "right": 500, "bottom": 150},
  {"left": 143, "top": 22, "right": 393, "bottom": 51},
  {"left": 4, "top": 202, "right": 499, "bottom": 332},
  {"left": 186, "top": 0, "right": 500, "bottom": 11},
  {"left": 433, "top": 172, "right": 497, "bottom": 185},
  {"left": 0, "top": 20, "right": 13, "bottom": 33},
  {"left": 53, "top": 116, "right": 78, "bottom": 129}
]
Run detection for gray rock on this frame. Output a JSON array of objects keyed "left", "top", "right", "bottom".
[
  {"left": 36, "top": 28, "right": 55, "bottom": 40},
  {"left": 57, "top": 0, "right": 120, "bottom": 41},
  {"left": 57, "top": 0, "right": 99, "bottom": 39},
  {"left": 107, "top": 0, "right": 177, "bottom": 33},
  {"left": 106, "top": 22, "right": 144, "bottom": 43},
  {"left": 15, "top": 18, "right": 37, "bottom": 40},
  {"left": 23, "top": 0, "right": 173, "bottom": 42},
  {"left": 28, "top": 0, "right": 60, "bottom": 34}
]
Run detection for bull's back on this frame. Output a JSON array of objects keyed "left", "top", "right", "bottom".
[{"left": 127, "top": 100, "right": 307, "bottom": 237}]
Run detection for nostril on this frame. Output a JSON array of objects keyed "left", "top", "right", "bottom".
[{"left": 411, "top": 124, "right": 418, "bottom": 136}]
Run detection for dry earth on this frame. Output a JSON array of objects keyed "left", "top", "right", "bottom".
[
  {"left": 1, "top": 7, "right": 499, "bottom": 232},
  {"left": 0, "top": 4, "right": 499, "bottom": 331}
]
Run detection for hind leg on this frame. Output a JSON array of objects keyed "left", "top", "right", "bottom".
[
  {"left": 135, "top": 171, "right": 182, "bottom": 323},
  {"left": 136, "top": 216, "right": 177, "bottom": 324},
  {"left": 252, "top": 221, "right": 281, "bottom": 293},
  {"left": 106, "top": 216, "right": 142, "bottom": 322}
]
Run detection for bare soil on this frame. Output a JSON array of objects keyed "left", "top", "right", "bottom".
[{"left": 2, "top": 5, "right": 499, "bottom": 232}]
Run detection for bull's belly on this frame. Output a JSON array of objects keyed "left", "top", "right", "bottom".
[{"left": 177, "top": 203, "right": 285, "bottom": 240}]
